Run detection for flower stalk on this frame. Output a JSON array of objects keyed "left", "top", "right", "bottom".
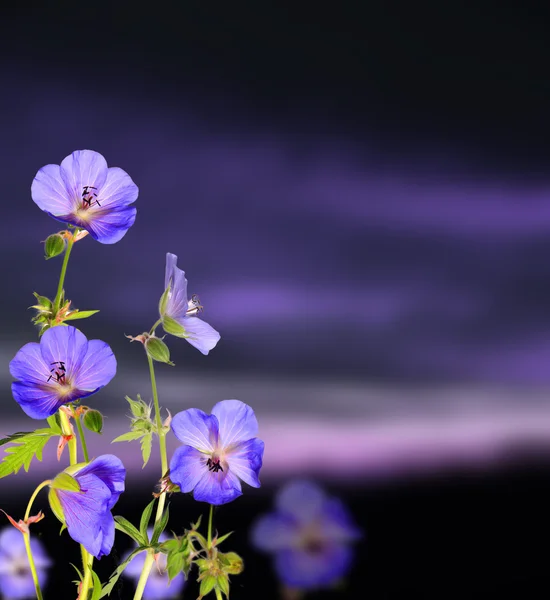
[{"left": 53, "top": 232, "right": 75, "bottom": 316}]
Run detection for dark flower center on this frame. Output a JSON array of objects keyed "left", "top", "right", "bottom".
[
  {"left": 207, "top": 457, "right": 223, "bottom": 473},
  {"left": 186, "top": 294, "right": 204, "bottom": 317},
  {"left": 47, "top": 360, "right": 67, "bottom": 384},
  {"left": 81, "top": 185, "right": 101, "bottom": 209}
]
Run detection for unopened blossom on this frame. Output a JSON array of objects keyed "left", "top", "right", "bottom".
[
  {"left": 9, "top": 325, "right": 116, "bottom": 419},
  {"left": 251, "top": 480, "right": 359, "bottom": 589},
  {"left": 160, "top": 253, "right": 220, "bottom": 355},
  {"left": 169, "top": 400, "right": 264, "bottom": 505},
  {"left": 49, "top": 455, "right": 125, "bottom": 559},
  {"left": 31, "top": 150, "right": 138, "bottom": 244},
  {"left": 0, "top": 527, "right": 50, "bottom": 599},
  {"left": 123, "top": 529, "right": 185, "bottom": 599}
]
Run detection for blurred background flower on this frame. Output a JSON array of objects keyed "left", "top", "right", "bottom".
[
  {"left": 251, "top": 480, "right": 359, "bottom": 592},
  {"left": 0, "top": 527, "right": 50, "bottom": 600}
]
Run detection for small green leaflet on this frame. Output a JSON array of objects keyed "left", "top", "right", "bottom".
[
  {"left": 0, "top": 428, "right": 58, "bottom": 478},
  {"left": 112, "top": 396, "right": 154, "bottom": 467},
  {"left": 63, "top": 309, "right": 100, "bottom": 321},
  {"left": 114, "top": 516, "right": 146, "bottom": 546},
  {"left": 139, "top": 499, "right": 156, "bottom": 542},
  {"left": 100, "top": 547, "right": 147, "bottom": 597}
]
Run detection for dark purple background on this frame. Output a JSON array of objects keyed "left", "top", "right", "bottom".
[{"left": 0, "top": 2, "right": 550, "bottom": 598}]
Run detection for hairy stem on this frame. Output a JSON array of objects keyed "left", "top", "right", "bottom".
[
  {"left": 53, "top": 232, "right": 75, "bottom": 315},
  {"left": 207, "top": 504, "right": 214, "bottom": 549},
  {"left": 133, "top": 354, "right": 169, "bottom": 600},
  {"left": 23, "top": 480, "right": 51, "bottom": 600},
  {"left": 75, "top": 415, "right": 89, "bottom": 463}
]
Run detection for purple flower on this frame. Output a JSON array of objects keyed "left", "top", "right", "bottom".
[
  {"left": 31, "top": 150, "right": 138, "bottom": 244},
  {"left": 169, "top": 400, "right": 264, "bottom": 505},
  {"left": 9, "top": 325, "right": 117, "bottom": 419},
  {"left": 0, "top": 527, "right": 50, "bottom": 600},
  {"left": 250, "top": 481, "right": 360, "bottom": 589},
  {"left": 160, "top": 253, "right": 220, "bottom": 355},
  {"left": 50, "top": 455, "right": 125, "bottom": 559},
  {"left": 123, "top": 529, "right": 185, "bottom": 599}
]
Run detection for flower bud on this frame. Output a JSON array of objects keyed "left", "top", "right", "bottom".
[
  {"left": 145, "top": 336, "right": 175, "bottom": 366},
  {"left": 219, "top": 551, "right": 244, "bottom": 575},
  {"left": 44, "top": 233, "right": 66, "bottom": 259},
  {"left": 83, "top": 409, "right": 103, "bottom": 434}
]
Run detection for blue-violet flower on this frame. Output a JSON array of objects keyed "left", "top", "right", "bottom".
[
  {"left": 250, "top": 480, "right": 360, "bottom": 589},
  {"left": 169, "top": 400, "right": 264, "bottom": 505},
  {"left": 0, "top": 527, "right": 50, "bottom": 599},
  {"left": 9, "top": 325, "right": 117, "bottom": 419},
  {"left": 49, "top": 455, "right": 125, "bottom": 559},
  {"left": 31, "top": 149, "right": 138, "bottom": 244},
  {"left": 160, "top": 253, "right": 220, "bottom": 355},
  {"left": 122, "top": 529, "right": 185, "bottom": 599}
]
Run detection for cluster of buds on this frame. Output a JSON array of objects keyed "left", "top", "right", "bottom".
[{"left": 30, "top": 291, "right": 98, "bottom": 336}]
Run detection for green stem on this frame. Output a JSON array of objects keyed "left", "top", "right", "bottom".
[
  {"left": 75, "top": 415, "right": 89, "bottom": 463},
  {"left": 149, "top": 318, "right": 163, "bottom": 335},
  {"left": 23, "top": 480, "right": 51, "bottom": 600},
  {"left": 207, "top": 504, "right": 214, "bottom": 549},
  {"left": 133, "top": 354, "right": 169, "bottom": 600},
  {"left": 53, "top": 233, "right": 75, "bottom": 315}
]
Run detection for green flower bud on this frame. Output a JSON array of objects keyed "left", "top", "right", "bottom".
[
  {"left": 199, "top": 574, "right": 217, "bottom": 598},
  {"left": 44, "top": 234, "right": 66, "bottom": 259},
  {"left": 219, "top": 551, "right": 244, "bottom": 575},
  {"left": 83, "top": 409, "right": 103, "bottom": 434},
  {"left": 145, "top": 336, "right": 175, "bottom": 366}
]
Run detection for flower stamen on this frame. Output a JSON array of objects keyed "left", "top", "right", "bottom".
[
  {"left": 81, "top": 185, "right": 101, "bottom": 208},
  {"left": 207, "top": 457, "right": 223, "bottom": 473},
  {"left": 186, "top": 294, "right": 204, "bottom": 317},
  {"left": 47, "top": 361, "right": 66, "bottom": 384}
]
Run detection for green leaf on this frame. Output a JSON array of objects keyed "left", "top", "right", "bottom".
[
  {"left": 166, "top": 551, "right": 185, "bottom": 581},
  {"left": 214, "top": 531, "right": 233, "bottom": 546},
  {"left": 162, "top": 316, "right": 187, "bottom": 337},
  {"left": 51, "top": 472, "right": 80, "bottom": 492},
  {"left": 114, "top": 516, "right": 146, "bottom": 545},
  {"left": 111, "top": 431, "right": 144, "bottom": 443},
  {"left": 100, "top": 547, "right": 147, "bottom": 597},
  {"left": 151, "top": 504, "right": 169, "bottom": 545},
  {"left": 0, "top": 428, "right": 57, "bottom": 478},
  {"left": 90, "top": 570, "right": 103, "bottom": 600},
  {"left": 63, "top": 310, "right": 100, "bottom": 321},
  {"left": 140, "top": 432, "right": 152, "bottom": 467},
  {"left": 139, "top": 499, "right": 156, "bottom": 543}
]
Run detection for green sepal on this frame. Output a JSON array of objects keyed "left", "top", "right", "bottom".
[
  {"left": 33, "top": 292, "right": 52, "bottom": 310},
  {"left": 114, "top": 516, "right": 146, "bottom": 545},
  {"left": 145, "top": 336, "right": 174, "bottom": 366},
  {"left": 51, "top": 472, "right": 80, "bottom": 492},
  {"left": 48, "top": 488, "right": 65, "bottom": 524},
  {"left": 214, "top": 531, "right": 233, "bottom": 546},
  {"left": 158, "top": 283, "right": 171, "bottom": 316},
  {"left": 63, "top": 309, "right": 100, "bottom": 321},
  {"left": 217, "top": 574, "right": 230, "bottom": 597},
  {"left": 44, "top": 233, "right": 66, "bottom": 259},
  {"left": 83, "top": 409, "right": 103, "bottom": 434},
  {"left": 46, "top": 414, "right": 62, "bottom": 434},
  {"left": 162, "top": 316, "right": 187, "bottom": 337},
  {"left": 200, "top": 575, "right": 217, "bottom": 597},
  {"left": 219, "top": 552, "right": 244, "bottom": 575}
]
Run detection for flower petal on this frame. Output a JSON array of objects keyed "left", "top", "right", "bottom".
[
  {"left": 84, "top": 206, "right": 137, "bottom": 244},
  {"left": 180, "top": 317, "right": 220, "bottom": 355},
  {"left": 226, "top": 438, "right": 264, "bottom": 488},
  {"left": 76, "top": 455, "right": 125, "bottom": 510},
  {"left": 163, "top": 253, "right": 188, "bottom": 319},
  {"left": 59, "top": 150, "right": 108, "bottom": 206},
  {"left": 39, "top": 326, "right": 89, "bottom": 377},
  {"left": 321, "top": 498, "right": 361, "bottom": 542},
  {"left": 211, "top": 400, "right": 259, "bottom": 448},
  {"left": 96, "top": 512, "right": 115, "bottom": 559},
  {"left": 57, "top": 473, "right": 111, "bottom": 558},
  {"left": 193, "top": 470, "right": 242, "bottom": 505},
  {"left": 169, "top": 446, "right": 206, "bottom": 493},
  {"left": 10, "top": 341, "right": 50, "bottom": 385},
  {"left": 11, "top": 382, "right": 64, "bottom": 419},
  {"left": 73, "top": 339, "right": 117, "bottom": 392},
  {"left": 31, "top": 163, "right": 72, "bottom": 215},
  {"left": 275, "top": 480, "right": 327, "bottom": 524},
  {"left": 250, "top": 514, "right": 300, "bottom": 552},
  {"left": 96, "top": 166, "right": 138, "bottom": 209},
  {"left": 274, "top": 544, "right": 354, "bottom": 589},
  {"left": 170, "top": 409, "right": 218, "bottom": 452}
]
